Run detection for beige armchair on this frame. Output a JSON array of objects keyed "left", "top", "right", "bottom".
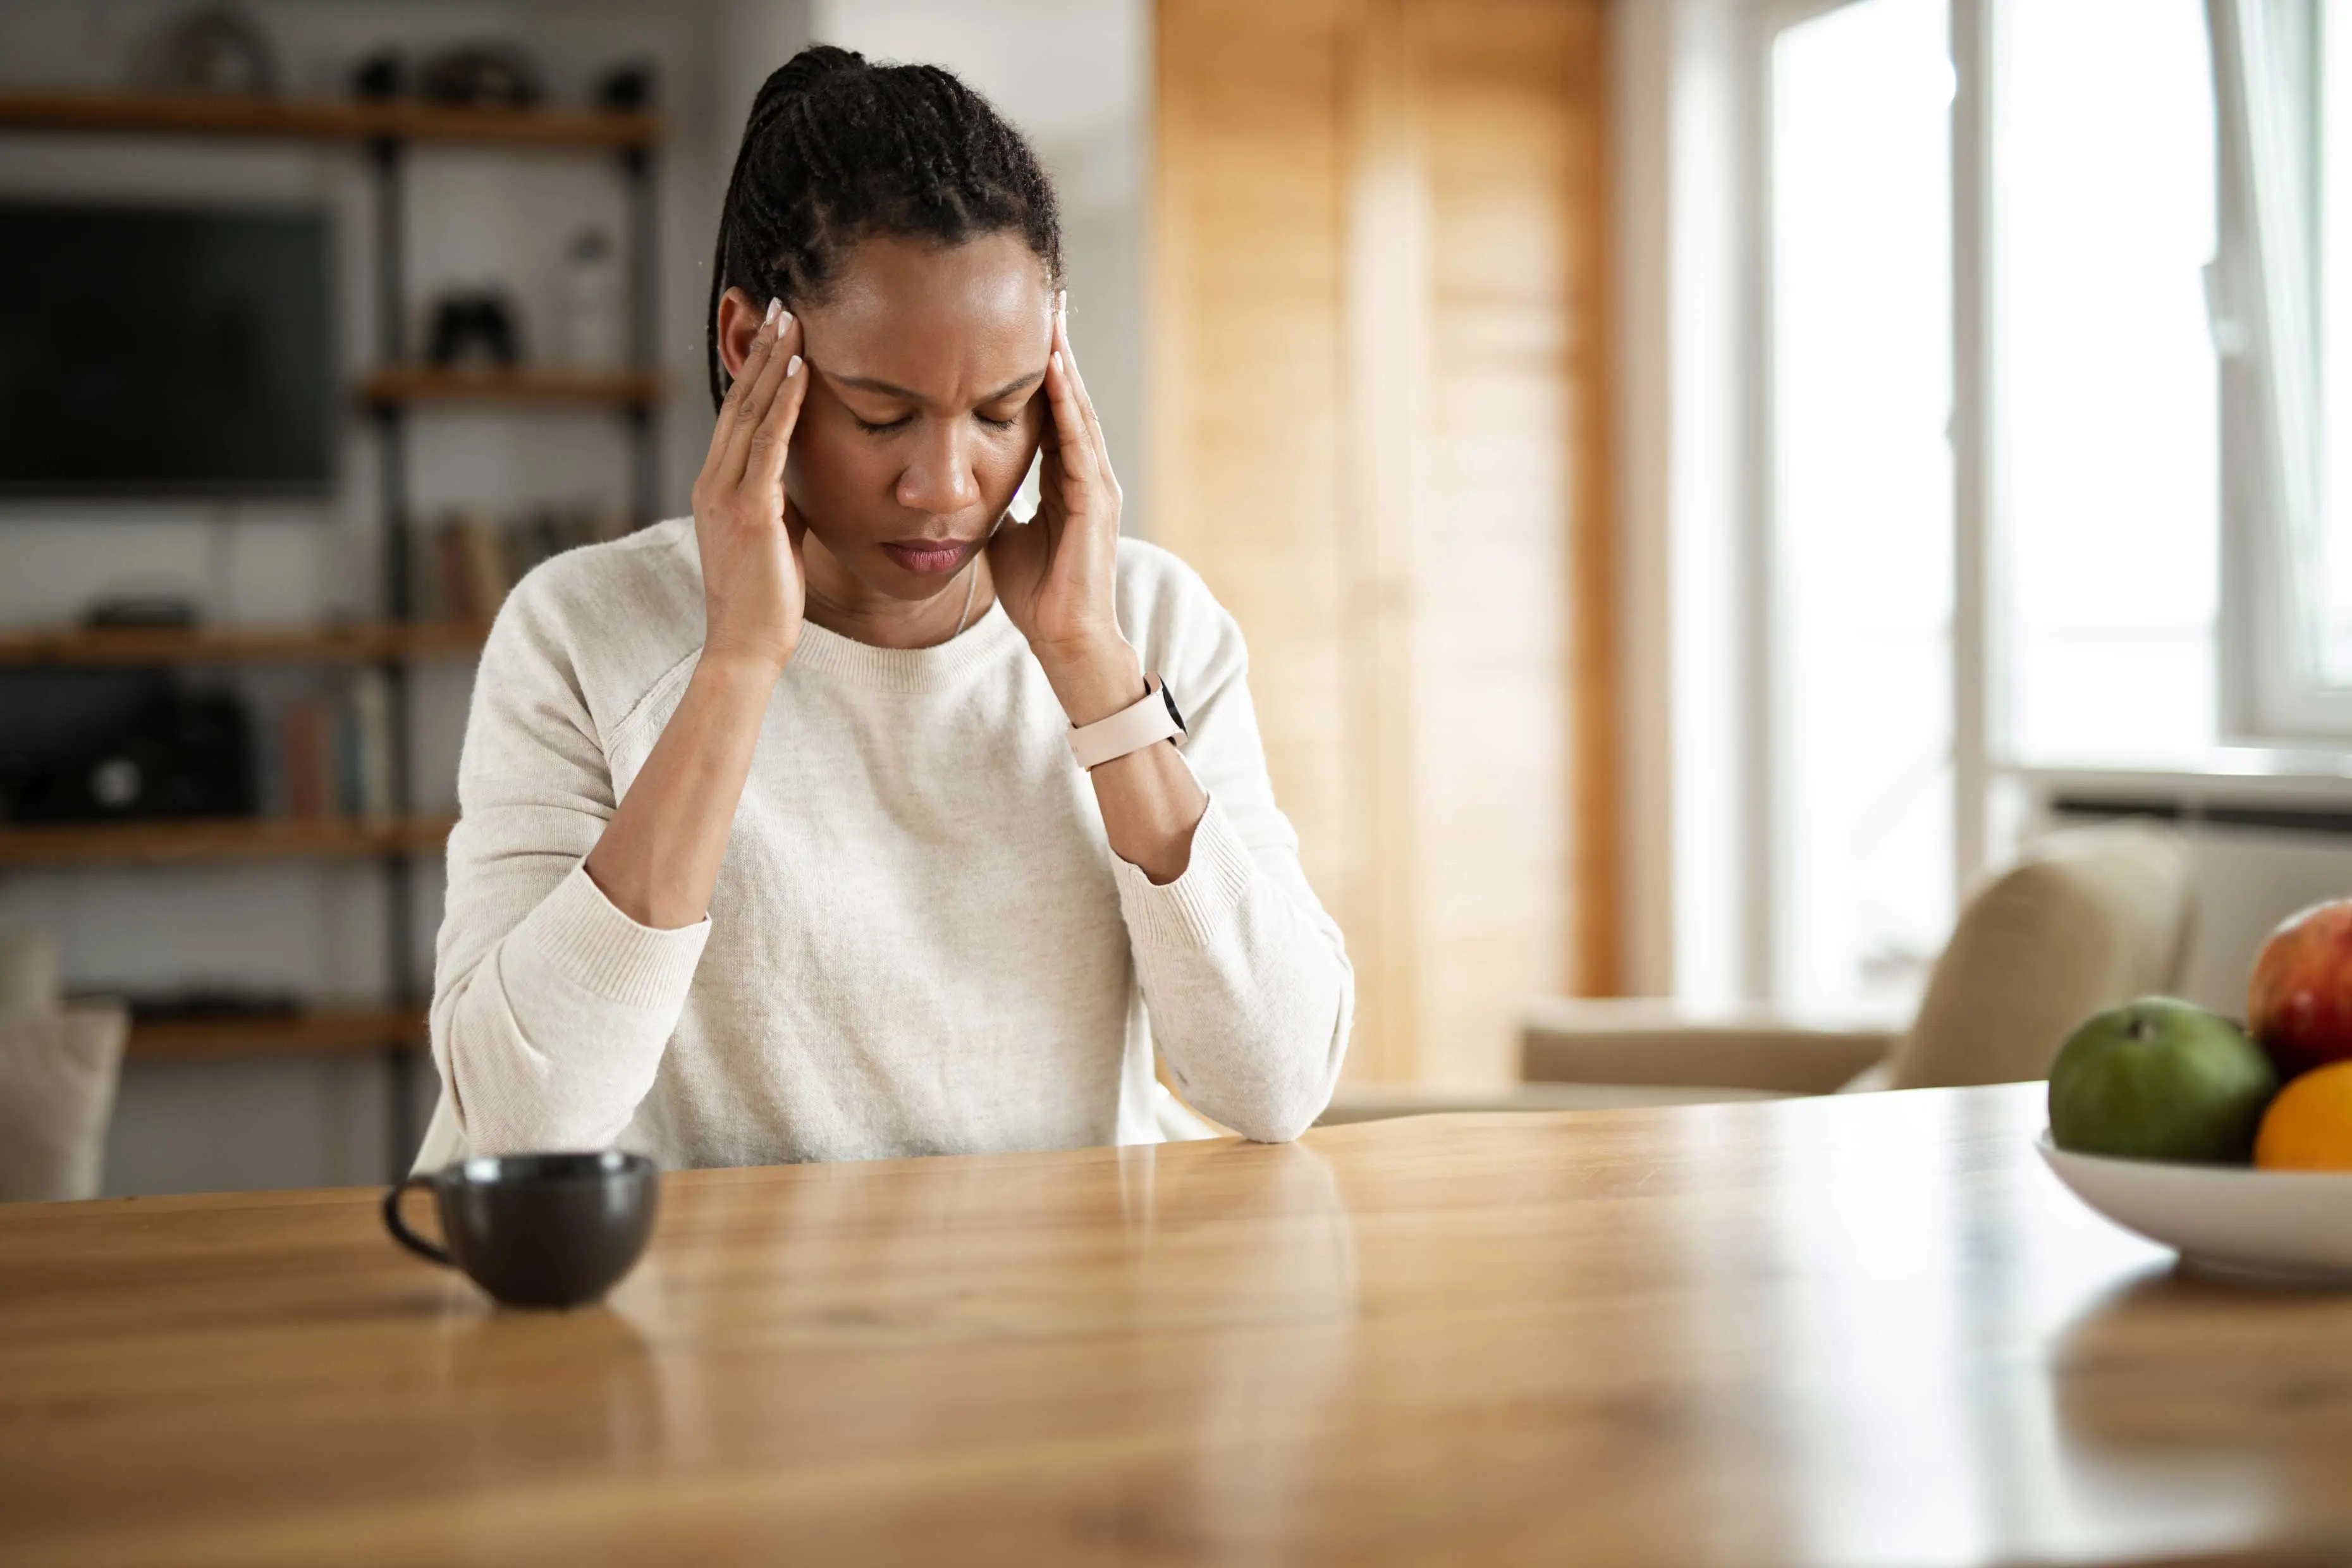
[
  {"left": 0, "top": 933, "right": 128, "bottom": 1203},
  {"left": 1316, "top": 819, "right": 2193, "bottom": 1127},
  {"left": 1521, "top": 820, "right": 2195, "bottom": 1102}
]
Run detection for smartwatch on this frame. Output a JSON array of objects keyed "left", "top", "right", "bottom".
[{"left": 1068, "top": 676, "right": 1187, "bottom": 769}]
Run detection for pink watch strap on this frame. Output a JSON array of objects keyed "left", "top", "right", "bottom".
[{"left": 1068, "top": 676, "right": 1183, "bottom": 769}]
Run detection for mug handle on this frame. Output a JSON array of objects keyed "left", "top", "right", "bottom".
[{"left": 382, "top": 1175, "right": 455, "bottom": 1268}]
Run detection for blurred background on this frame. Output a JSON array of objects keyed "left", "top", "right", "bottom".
[{"left": 1, "top": 0, "right": 2347, "bottom": 1196}]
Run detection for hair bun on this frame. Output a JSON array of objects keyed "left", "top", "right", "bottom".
[{"left": 761, "top": 45, "right": 866, "bottom": 104}]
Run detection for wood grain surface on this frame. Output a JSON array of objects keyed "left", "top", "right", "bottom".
[
  {"left": 0, "top": 814, "right": 455, "bottom": 867},
  {"left": 0, "top": 621, "right": 483, "bottom": 668},
  {"left": 3, "top": 1084, "right": 2349, "bottom": 1565},
  {"left": 0, "top": 90, "right": 661, "bottom": 148},
  {"left": 1152, "top": 0, "right": 1620, "bottom": 1087},
  {"left": 357, "top": 366, "right": 664, "bottom": 408},
  {"left": 124, "top": 1006, "right": 427, "bottom": 1062}
]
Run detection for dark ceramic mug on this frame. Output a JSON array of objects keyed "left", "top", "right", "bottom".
[{"left": 382, "top": 1151, "right": 658, "bottom": 1309}]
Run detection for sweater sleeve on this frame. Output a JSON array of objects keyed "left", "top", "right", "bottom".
[
  {"left": 1108, "top": 565, "right": 1356, "bottom": 1142},
  {"left": 428, "top": 584, "right": 709, "bottom": 1155}
]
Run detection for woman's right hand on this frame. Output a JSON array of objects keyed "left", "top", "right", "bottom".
[{"left": 692, "top": 300, "right": 809, "bottom": 675}]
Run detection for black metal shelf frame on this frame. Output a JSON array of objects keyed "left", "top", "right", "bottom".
[{"left": 366, "top": 131, "right": 661, "bottom": 1170}]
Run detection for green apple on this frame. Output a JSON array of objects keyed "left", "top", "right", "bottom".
[{"left": 2048, "top": 998, "right": 2279, "bottom": 1163}]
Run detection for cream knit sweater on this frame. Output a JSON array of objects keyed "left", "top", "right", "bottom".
[{"left": 422, "top": 519, "right": 1354, "bottom": 1168}]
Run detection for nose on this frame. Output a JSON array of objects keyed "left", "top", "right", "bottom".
[{"left": 895, "top": 419, "right": 981, "bottom": 517}]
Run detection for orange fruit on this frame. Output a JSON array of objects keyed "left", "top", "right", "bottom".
[{"left": 2252, "top": 1060, "right": 2352, "bottom": 1171}]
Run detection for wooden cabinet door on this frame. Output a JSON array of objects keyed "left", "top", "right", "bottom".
[{"left": 1154, "top": 0, "right": 1619, "bottom": 1084}]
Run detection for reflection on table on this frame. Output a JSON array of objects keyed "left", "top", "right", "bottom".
[{"left": 3, "top": 1084, "right": 2350, "bottom": 1565}]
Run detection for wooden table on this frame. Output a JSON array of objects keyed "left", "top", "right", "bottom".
[{"left": 4, "top": 1084, "right": 2350, "bottom": 1566}]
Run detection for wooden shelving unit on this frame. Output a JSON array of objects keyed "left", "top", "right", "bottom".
[
  {"left": 0, "top": 89, "right": 659, "bottom": 149},
  {"left": 0, "top": 622, "right": 484, "bottom": 669},
  {"left": 0, "top": 816, "right": 456, "bottom": 869},
  {"left": 128, "top": 1006, "right": 427, "bottom": 1063},
  {"left": 361, "top": 365, "right": 662, "bottom": 409},
  {"left": 1, "top": 86, "right": 662, "bottom": 1177}
]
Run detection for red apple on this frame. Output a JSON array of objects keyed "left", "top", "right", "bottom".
[{"left": 2248, "top": 899, "right": 2352, "bottom": 1077}]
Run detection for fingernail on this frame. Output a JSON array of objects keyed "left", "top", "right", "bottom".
[
  {"left": 1051, "top": 350, "right": 1063, "bottom": 375},
  {"left": 785, "top": 354, "right": 802, "bottom": 377},
  {"left": 764, "top": 297, "right": 782, "bottom": 325}
]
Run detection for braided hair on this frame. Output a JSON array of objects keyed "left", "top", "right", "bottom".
[{"left": 706, "top": 45, "right": 1064, "bottom": 411}]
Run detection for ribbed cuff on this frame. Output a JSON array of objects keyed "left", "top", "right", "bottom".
[
  {"left": 513, "top": 863, "right": 712, "bottom": 1008},
  {"left": 1113, "top": 796, "right": 1258, "bottom": 950}
]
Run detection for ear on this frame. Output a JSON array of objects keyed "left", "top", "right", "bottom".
[{"left": 715, "top": 286, "right": 770, "bottom": 382}]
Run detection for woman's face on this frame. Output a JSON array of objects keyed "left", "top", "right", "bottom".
[{"left": 716, "top": 231, "right": 1053, "bottom": 603}]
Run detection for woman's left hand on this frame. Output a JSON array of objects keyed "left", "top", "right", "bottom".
[{"left": 989, "top": 291, "right": 1148, "bottom": 725}]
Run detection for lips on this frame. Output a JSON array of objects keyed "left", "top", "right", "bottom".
[{"left": 880, "top": 538, "right": 978, "bottom": 575}]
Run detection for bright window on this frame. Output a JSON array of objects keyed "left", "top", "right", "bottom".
[
  {"left": 1770, "top": 0, "right": 1955, "bottom": 1007},
  {"left": 1994, "top": 0, "right": 2220, "bottom": 764},
  {"left": 2320, "top": 0, "right": 2352, "bottom": 681},
  {"left": 1756, "top": 0, "right": 2352, "bottom": 1010}
]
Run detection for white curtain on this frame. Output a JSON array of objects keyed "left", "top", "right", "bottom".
[{"left": 2206, "top": 0, "right": 2324, "bottom": 679}]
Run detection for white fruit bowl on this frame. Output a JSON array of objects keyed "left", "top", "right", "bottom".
[{"left": 2038, "top": 1131, "right": 2352, "bottom": 1284}]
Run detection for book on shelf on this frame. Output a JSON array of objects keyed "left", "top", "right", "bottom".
[
  {"left": 271, "top": 669, "right": 396, "bottom": 821},
  {"left": 280, "top": 697, "right": 333, "bottom": 819},
  {"left": 344, "top": 667, "right": 395, "bottom": 819},
  {"left": 410, "top": 505, "right": 632, "bottom": 623}
]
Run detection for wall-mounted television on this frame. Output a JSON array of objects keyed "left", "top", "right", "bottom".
[{"left": 0, "top": 200, "right": 334, "bottom": 498}]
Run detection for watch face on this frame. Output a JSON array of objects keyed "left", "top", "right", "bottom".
[{"left": 1159, "top": 682, "right": 1187, "bottom": 735}]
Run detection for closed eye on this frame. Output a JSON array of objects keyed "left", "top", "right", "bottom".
[{"left": 850, "top": 409, "right": 1022, "bottom": 434}]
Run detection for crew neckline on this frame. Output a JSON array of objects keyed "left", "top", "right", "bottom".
[{"left": 786, "top": 597, "right": 1023, "bottom": 692}]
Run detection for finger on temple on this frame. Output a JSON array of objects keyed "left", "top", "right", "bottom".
[
  {"left": 698, "top": 314, "right": 773, "bottom": 486},
  {"left": 742, "top": 339, "right": 807, "bottom": 495},
  {"left": 717, "top": 309, "right": 797, "bottom": 486},
  {"left": 1057, "top": 332, "right": 1112, "bottom": 471},
  {"left": 721, "top": 298, "right": 780, "bottom": 405},
  {"left": 1044, "top": 351, "right": 1096, "bottom": 484}
]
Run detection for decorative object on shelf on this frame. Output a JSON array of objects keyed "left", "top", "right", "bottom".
[
  {"left": 418, "top": 40, "right": 542, "bottom": 110},
  {"left": 425, "top": 288, "right": 522, "bottom": 369},
  {"left": 83, "top": 594, "right": 200, "bottom": 631},
  {"left": 595, "top": 61, "right": 656, "bottom": 113},
  {"left": 551, "top": 227, "right": 625, "bottom": 369},
  {"left": 0, "top": 671, "right": 257, "bottom": 824},
  {"left": 141, "top": 5, "right": 279, "bottom": 97},
  {"left": 350, "top": 49, "right": 405, "bottom": 102}
]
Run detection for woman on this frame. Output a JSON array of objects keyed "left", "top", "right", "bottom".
[{"left": 419, "top": 47, "right": 1352, "bottom": 1170}]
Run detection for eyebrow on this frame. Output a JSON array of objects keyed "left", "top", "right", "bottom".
[{"left": 826, "top": 368, "right": 1044, "bottom": 405}]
